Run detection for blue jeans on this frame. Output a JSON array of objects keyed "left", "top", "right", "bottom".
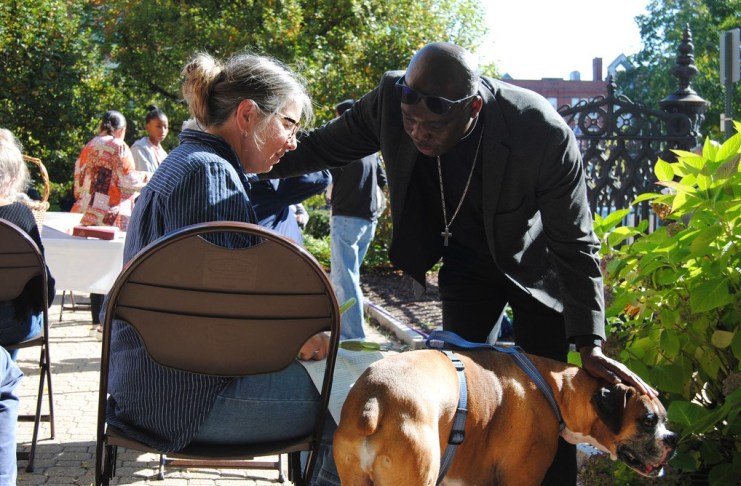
[
  {"left": 330, "top": 215, "right": 377, "bottom": 340},
  {"left": 0, "top": 347, "right": 23, "bottom": 486},
  {"left": 192, "top": 361, "right": 340, "bottom": 485},
  {"left": 310, "top": 418, "right": 341, "bottom": 485},
  {"left": 193, "top": 361, "right": 321, "bottom": 444},
  {"left": 0, "top": 301, "right": 43, "bottom": 360}
]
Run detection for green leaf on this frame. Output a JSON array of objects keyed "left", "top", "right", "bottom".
[
  {"left": 715, "top": 132, "right": 741, "bottom": 164},
  {"left": 655, "top": 159, "right": 674, "bottom": 181},
  {"left": 688, "top": 225, "right": 723, "bottom": 256},
  {"left": 660, "top": 330, "right": 681, "bottom": 358},
  {"left": 673, "top": 400, "right": 725, "bottom": 437},
  {"left": 339, "top": 298, "right": 357, "bottom": 315},
  {"left": 672, "top": 150, "right": 698, "bottom": 159},
  {"left": 697, "top": 347, "right": 721, "bottom": 380},
  {"left": 727, "top": 409, "right": 741, "bottom": 436},
  {"left": 675, "top": 152, "right": 706, "bottom": 175},
  {"left": 657, "top": 180, "right": 697, "bottom": 194},
  {"left": 696, "top": 172, "right": 712, "bottom": 191},
  {"left": 607, "top": 226, "right": 641, "bottom": 247},
  {"left": 690, "top": 315, "right": 711, "bottom": 334},
  {"left": 732, "top": 330, "right": 741, "bottom": 361},
  {"left": 669, "top": 450, "right": 699, "bottom": 471},
  {"left": 340, "top": 341, "right": 381, "bottom": 352},
  {"left": 699, "top": 440, "right": 724, "bottom": 466},
  {"left": 601, "top": 208, "right": 632, "bottom": 231},
  {"left": 649, "top": 363, "right": 685, "bottom": 394},
  {"left": 668, "top": 400, "right": 708, "bottom": 428},
  {"left": 716, "top": 157, "right": 739, "bottom": 179},
  {"left": 726, "top": 388, "right": 741, "bottom": 407},
  {"left": 708, "top": 463, "right": 740, "bottom": 486},
  {"left": 672, "top": 190, "right": 689, "bottom": 214},
  {"left": 655, "top": 267, "right": 677, "bottom": 286},
  {"left": 631, "top": 192, "right": 661, "bottom": 204},
  {"left": 703, "top": 137, "right": 720, "bottom": 161},
  {"left": 689, "top": 279, "right": 732, "bottom": 313},
  {"left": 710, "top": 330, "right": 734, "bottom": 349}
]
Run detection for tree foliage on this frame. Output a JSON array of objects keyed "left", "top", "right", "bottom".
[
  {"left": 0, "top": 0, "right": 488, "bottom": 205},
  {"left": 616, "top": 0, "right": 741, "bottom": 140},
  {"left": 0, "top": 1, "right": 125, "bottom": 188},
  {"left": 98, "top": 0, "right": 487, "bottom": 126}
]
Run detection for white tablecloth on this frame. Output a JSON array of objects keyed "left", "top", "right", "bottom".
[{"left": 40, "top": 212, "right": 125, "bottom": 294}]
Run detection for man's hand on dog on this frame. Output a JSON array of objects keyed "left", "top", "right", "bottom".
[{"left": 580, "top": 345, "right": 658, "bottom": 398}]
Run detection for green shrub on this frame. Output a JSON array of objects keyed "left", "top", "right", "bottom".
[
  {"left": 303, "top": 233, "right": 330, "bottom": 270},
  {"left": 303, "top": 191, "right": 394, "bottom": 270},
  {"left": 303, "top": 194, "right": 331, "bottom": 239},
  {"left": 594, "top": 122, "right": 741, "bottom": 485},
  {"left": 364, "top": 204, "right": 393, "bottom": 269}
]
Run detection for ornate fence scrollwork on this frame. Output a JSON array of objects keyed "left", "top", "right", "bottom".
[{"left": 558, "top": 25, "right": 708, "bottom": 230}]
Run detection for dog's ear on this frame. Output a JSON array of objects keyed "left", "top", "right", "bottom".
[{"left": 591, "top": 384, "right": 628, "bottom": 435}]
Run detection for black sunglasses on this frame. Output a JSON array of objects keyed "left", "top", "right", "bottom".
[{"left": 395, "top": 76, "right": 476, "bottom": 115}]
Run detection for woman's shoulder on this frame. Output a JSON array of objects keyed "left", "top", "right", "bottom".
[
  {"left": 0, "top": 202, "right": 37, "bottom": 234},
  {"left": 131, "top": 137, "right": 149, "bottom": 149}
]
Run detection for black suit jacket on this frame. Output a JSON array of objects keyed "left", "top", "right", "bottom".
[{"left": 267, "top": 72, "right": 605, "bottom": 341}]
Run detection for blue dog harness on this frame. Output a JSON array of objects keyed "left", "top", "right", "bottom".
[{"left": 426, "top": 330, "right": 566, "bottom": 484}]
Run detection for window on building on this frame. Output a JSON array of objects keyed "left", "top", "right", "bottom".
[{"left": 547, "top": 97, "right": 558, "bottom": 109}]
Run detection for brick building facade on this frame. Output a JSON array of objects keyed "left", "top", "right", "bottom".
[{"left": 501, "top": 56, "right": 630, "bottom": 110}]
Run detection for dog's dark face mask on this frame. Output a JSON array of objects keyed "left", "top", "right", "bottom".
[{"left": 592, "top": 384, "right": 678, "bottom": 477}]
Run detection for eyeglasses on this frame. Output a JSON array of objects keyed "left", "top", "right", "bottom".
[
  {"left": 277, "top": 113, "right": 300, "bottom": 138},
  {"left": 395, "top": 76, "right": 476, "bottom": 115}
]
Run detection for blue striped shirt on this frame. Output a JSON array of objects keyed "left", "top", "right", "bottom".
[{"left": 106, "top": 129, "right": 257, "bottom": 452}]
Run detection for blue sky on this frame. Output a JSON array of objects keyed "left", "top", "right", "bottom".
[{"left": 481, "top": 0, "right": 648, "bottom": 80}]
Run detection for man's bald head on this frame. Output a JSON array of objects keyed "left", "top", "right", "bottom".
[{"left": 405, "top": 42, "right": 480, "bottom": 100}]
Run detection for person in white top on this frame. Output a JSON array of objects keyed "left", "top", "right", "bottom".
[{"left": 130, "top": 104, "right": 169, "bottom": 174}]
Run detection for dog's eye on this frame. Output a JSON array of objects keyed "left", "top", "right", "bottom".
[{"left": 641, "top": 413, "right": 658, "bottom": 430}]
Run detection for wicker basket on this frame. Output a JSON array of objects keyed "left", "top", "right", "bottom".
[{"left": 22, "top": 155, "right": 50, "bottom": 231}]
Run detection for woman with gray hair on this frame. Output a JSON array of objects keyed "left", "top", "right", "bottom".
[
  {"left": 0, "top": 129, "right": 55, "bottom": 360},
  {"left": 105, "top": 51, "right": 330, "bottom": 478}
]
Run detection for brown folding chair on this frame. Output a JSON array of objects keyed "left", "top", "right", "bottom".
[
  {"left": 0, "top": 218, "right": 55, "bottom": 472},
  {"left": 95, "top": 221, "right": 341, "bottom": 485}
]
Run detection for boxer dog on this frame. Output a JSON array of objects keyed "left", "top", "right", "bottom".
[{"left": 334, "top": 349, "right": 677, "bottom": 485}]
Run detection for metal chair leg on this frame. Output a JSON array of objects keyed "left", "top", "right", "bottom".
[
  {"left": 59, "top": 290, "right": 67, "bottom": 322},
  {"left": 100, "top": 444, "right": 117, "bottom": 486},
  {"left": 277, "top": 454, "right": 285, "bottom": 483},
  {"left": 158, "top": 453, "right": 166, "bottom": 480},
  {"left": 18, "top": 340, "right": 54, "bottom": 472}
]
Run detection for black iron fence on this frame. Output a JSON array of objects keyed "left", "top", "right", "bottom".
[{"left": 557, "top": 25, "right": 709, "bottom": 230}]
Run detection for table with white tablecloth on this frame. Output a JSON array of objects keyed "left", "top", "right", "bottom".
[{"left": 40, "top": 212, "right": 125, "bottom": 295}]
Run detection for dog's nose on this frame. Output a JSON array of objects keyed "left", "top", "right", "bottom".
[{"left": 663, "top": 433, "right": 679, "bottom": 449}]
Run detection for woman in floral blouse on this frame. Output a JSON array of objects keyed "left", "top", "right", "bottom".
[
  {"left": 71, "top": 110, "right": 147, "bottom": 330},
  {"left": 72, "top": 110, "right": 147, "bottom": 231}
]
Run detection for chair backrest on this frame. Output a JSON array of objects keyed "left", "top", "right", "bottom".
[
  {"left": 0, "top": 218, "right": 47, "bottom": 303},
  {"left": 97, "top": 221, "right": 341, "bottom": 476}
]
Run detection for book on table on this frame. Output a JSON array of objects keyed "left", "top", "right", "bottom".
[{"left": 72, "top": 225, "right": 118, "bottom": 240}]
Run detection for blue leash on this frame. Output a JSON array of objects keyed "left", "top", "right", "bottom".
[
  {"left": 435, "top": 350, "right": 467, "bottom": 485},
  {"left": 426, "top": 330, "right": 566, "bottom": 484}
]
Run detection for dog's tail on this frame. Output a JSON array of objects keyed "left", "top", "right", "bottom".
[{"left": 356, "top": 396, "right": 382, "bottom": 435}]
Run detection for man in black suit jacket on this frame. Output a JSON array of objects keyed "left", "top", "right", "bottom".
[{"left": 269, "top": 42, "right": 655, "bottom": 485}]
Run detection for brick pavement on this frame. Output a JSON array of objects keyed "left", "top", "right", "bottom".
[{"left": 14, "top": 292, "right": 399, "bottom": 485}]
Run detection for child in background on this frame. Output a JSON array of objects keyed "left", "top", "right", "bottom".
[{"left": 130, "top": 104, "right": 169, "bottom": 175}]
